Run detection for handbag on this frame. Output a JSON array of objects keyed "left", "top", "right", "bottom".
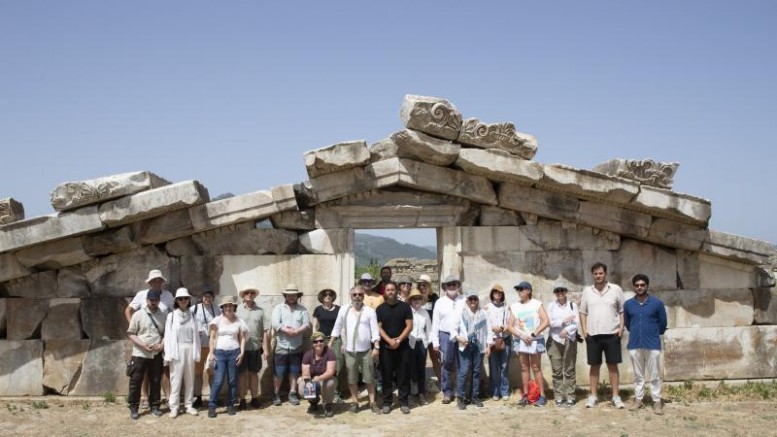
[{"left": 492, "top": 337, "right": 506, "bottom": 352}]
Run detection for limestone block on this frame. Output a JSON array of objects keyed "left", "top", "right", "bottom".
[
  {"left": 647, "top": 218, "right": 705, "bottom": 251},
  {"left": 453, "top": 148, "right": 543, "bottom": 186},
  {"left": 42, "top": 340, "right": 90, "bottom": 395},
  {"left": 41, "top": 298, "right": 82, "bottom": 340},
  {"left": 610, "top": 239, "right": 677, "bottom": 290},
  {"left": 0, "top": 253, "right": 33, "bottom": 282},
  {"left": 577, "top": 200, "right": 652, "bottom": 238},
  {"left": 299, "top": 229, "right": 352, "bottom": 254},
  {"left": 81, "top": 226, "right": 137, "bottom": 257},
  {"left": 391, "top": 129, "right": 460, "bottom": 166},
  {"left": 84, "top": 245, "right": 180, "bottom": 298},
  {"left": 56, "top": 266, "right": 91, "bottom": 298},
  {"left": 663, "top": 326, "right": 777, "bottom": 381},
  {"left": 701, "top": 230, "right": 775, "bottom": 265},
  {"left": 368, "top": 137, "right": 398, "bottom": 163},
  {"left": 50, "top": 171, "right": 171, "bottom": 212},
  {"left": 303, "top": 140, "right": 370, "bottom": 178},
  {"left": 631, "top": 186, "right": 711, "bottom": 226},
  {"left": 478, "top": 206, "right": 525, "bottom": 226},
  {"left": 0, "top": 206, "right": 104, "bottom": 253},
  {"left": 269, "top": 209, "right": 316, "bottom": 231},
  {"left": 753, "top": 287, "right": 777, "bottom": 324},
  {"left": 457, "top": 118, "right": 538, "bottom": 160},
  {"left": 399, "top": 94, "right": 462, "bottom": 141},
  {"left": 459, "top": 227, "right": 523, "bottom": 254},
  {"left": 4, "top": 271, "right": 58, "bottom": 298},
  {"left": 70, "top": 340, "right": 132, "bottom": 396},
  {"left": 540, "top": 164, "right": 640, "bottom": 204},
  {"left": 652, "top": 289, "right": 754, "bottom": 328},
  {"left": 99, "top": 180, "right": 209, "bottom": 227},
  {"left": 696, "top": 253, "right": 758, "bottom": 289},
  {"left": 7, "top": 299, "right": 49, "bottom": 340},
  {"left": 0, "top": 197, "right": 24, "bottom": 225},
  {"left": 164, "top": 237, "right": 201, "bottom": 257},
  {"left": 391, "top": 158, "right": 498, "bottom": 206},
  {"left": 520, "top": 212, "right": 539, "bottom": 225},
  {"left": 15, "top": 237, "right": 92, "bottom": 269},
  {"left": 189, "top": 184, "right": 296, "bottom": 230},
  {"left": 133, "top": 208, "right": 194, "bottom": 245},
  {"left": 80, "top": 297, "right": 131, "bottom": 340},
  {"left": 498, "top": 182, "right": 580, "bottom": 222},
  {"left": 0, "top": 340, "right": 44, "bottom": 395},
  {"left": 756, "top": 266, "right": 775, "bottom": 287},
  {"left": 303, "top": 166, "right": 383, "bottom": 205},
  {"left": 191, "top": 224, "right": 298, "bottom": 255},
  {"left": 179, "top": 256, "right": 224, "bottom": 295},
  {"left": 0, "top": 299, "right": 6, "bottom": 337},
  {"left": 519, "top": 222, "right": 621, "bottom": 251},
  {"left": 593, "top": 158, "right": 679, "bottom": 190}
]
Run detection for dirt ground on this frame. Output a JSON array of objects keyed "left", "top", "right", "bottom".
[{"left": 1, "top": 394, "right": 775, "bottom": 437}]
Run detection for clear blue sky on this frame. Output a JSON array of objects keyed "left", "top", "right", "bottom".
[{"left": 1, "top": 1, "right": 775, "bottom": 248}]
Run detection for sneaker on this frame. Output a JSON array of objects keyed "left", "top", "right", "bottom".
[
  {"left": 555, "top": 399, "right": 564, "bottom": 407},
  {"left": 272, "top": 393, "right": 282, "bottom": 406},
  {"left": 442, "top": 395, "right": 452, "bottom": 404},
  {"left": 151, "top": 407, "right": 163, "bottom": 417},
  {"left": 518, "top": 395, "right": 528, "bottom": 407},
  {"left": 612, "top": 396, "right": 625, "bottom": 409},
  {"left": 535, "top": 396, "right": 546, "bottom": 406},
  {"left": 289, "top": 392, "right": 300, "bottom": 406},
  {"left": 192, "top": 396, "right": 202, "bottom": 409},
  {"left": 566, "top": 398, "right": 576, "bottom": 407},
  {"left": 227, "top": 406, "right": 236, "bottom": 416},
  {"left": 186, "top": 407, "right": 198, "bottom": 416},
  {"left": 492, "top": 395, "right": 501, "bottom": 401},
  {"left": 348, "top": 403, "right": 359, "bottom": 414},
  {"left": 307, "top": 403, "right": 321, "bottom": 413},
  {"left": 238, "top": 399, "right": 246, "bottom": 411},
  {"left": 250, "top": 398, "right": 261, "bottom": 409},
  {"left": 629, "top": 399, "right": 644, "bottom": 411},
  {"left": 418, "top": 395, "right": 429, "bottom": 406},
  {"left": 400, "top": 405, "right": 410, "bottom": 414},
  {"left": 207, "top": 408, "right": 216, "bottom": 418},
  {"left": 324, "top": 404, "right": 335, "bottom": 418},
  {"left": 585, "top": 395, "right": 597, "bottom": 408},
  {"left": 370, "top": 403, "right": 381, "bottom": 414},
  {"left": 169, "top": 409, "right": 178, "bottom": 419},
  {"left": 474, "top": 399, "right": 484, "bottom": 408},
  {"left": 333, "top": 393, "right": 345, "bottom": 404},
  {"left": 140, "top": 399, "right": 149, "bottom": 410},
  {"left": 381, "top": 405, "right": 391, "bottom": 414},
  {"left": 457, "top": 400, "right": 466, "bottom": 410},
  {"left": 129, "top": 408, "right": 139, "bottom": 420},
  {"left": 653, "top": 400, "right": 664, "bottom": 415},
  {"left": 502, "top": 395, "right": 511, "bottom": 402}
]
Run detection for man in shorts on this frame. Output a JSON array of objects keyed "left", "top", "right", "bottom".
[
  {"left": 271, "top": 284, "right": 310, "bottom": 406},
  {"left": 236, "top": 287, "right": 269, "bottom": 410}
]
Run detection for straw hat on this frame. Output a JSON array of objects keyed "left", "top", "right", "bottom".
[
  {"left": 146, "top": 269, "right": 167, "bottom": 283},
  {"left": 238, "top": 288, "right": 260, "bottom": 299},
  {"left": 281, "top": 284, "right": 303, "bottom": 296}
]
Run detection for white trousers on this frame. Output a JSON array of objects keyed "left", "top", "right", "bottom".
[
  {"left": 629, "top": 348, "right": 662, "bottom": 401},
  {"left": 169, "top": 343, "right": 196, "bottom": 410}
]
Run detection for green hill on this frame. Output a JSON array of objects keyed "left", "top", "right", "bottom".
[{"left": 354, "top": 232, "right": 436, "bottom": 268}]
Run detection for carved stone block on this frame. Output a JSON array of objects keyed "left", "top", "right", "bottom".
[
  {"left": 701, "top": 230, "right": 774, "bottom": 265},
  {"left": 133, "top": 208, "right": 194, "bottom": 245},
  {"left": 303, "top": 140, "right": 370, "bottom": 178},
  {"left": 498, "top": 182, "right": 580, "bottom": 222},
  {"left": 478, "top": 206, "right": 525, "bottom": 226},
  {"left": 299, "top": 229, "right": 352, "bottom": 254},
  {"left": 7, "top": 299, "right": 49, "bottom": 340},
  {"left": 189, "top": 184, "right": 297, "bottom": 231},
  {"left": 593, "top": 158, "right": 679, "bottom": 189},
  {"left": 454, "top": 148, "right": 543, "bottom": 186},
  {"left": 179, "top": 256, "right": 224, "bottom": 297},
  {"left": 368, "top": 137, "right": 398, "bottom": 163},
  {"left": 0, "top": 206, "right": 104, "bottom": 253},
  {"left": 391, "top": 129, "right": 460, "bottom": 166},
  {"left": 56, "top": 266, "right": 91, "bottom": 298},
  {"left": 0, "top": 340, "right": 44, "bottom": 395},
  {"left": 391, "top": 158, "right": 498, "bottom": 206},
  {"left": 269, "top": 209, "right": 316, "bottom": 231},
  {"left": 647, "top": 218, "right": 706, "bottom": 251},
  {"left": 399, "top": 94, "right": 462, "bottom": 140},
  {"left": 50, "top": 171, "right": 171, "bottom": 212},
  {"left": 631, "top": 185, "right": 711, "bottom": 226},
  {"left": 99, "top": 180, "right": 209, "bottom": 227},
  {"left": 84, "top": 245, "right": 180, "bottom": 298},
  {"left": 15, "top": 237, "right": 92, "bottom": 269},
  {"left": 651, "top": 289, "right": 754, "bottom": 328},
  {"left": 0, "top": 197, "right": 24, "bottom": 225},
  {"left": 540, "top": 164, "right": 640, "bottom": 205},
  {"left": 457, "top": 118, "right": 537, "bottom": 160},
  {"left": 610, "top": 239, "right": 677, "bottom": 290},
  {"left": 577, "top": 200, "right": 652, "bottom": 238},
  {"left": 42, "top": 340, "right": 90, "bottom": 394},
  {"left": 191, "top": 224, "right": 298, "bottom": 255}
]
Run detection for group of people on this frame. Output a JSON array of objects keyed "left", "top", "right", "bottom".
[{"left": 126, "top": 262, "right": 668, "bottom": 420}]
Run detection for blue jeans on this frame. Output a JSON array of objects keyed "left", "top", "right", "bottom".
[
  {"left": 439, "top": 331, "right": 458, "bottom": 397},
  {"left": 488, "top": 335, "right": 511, "bottom": 397},
  {"left": 209, "top": 348, "right": 239, "bottom": 409},
  {"left": 457, "top": 342, "right": 484, "bottom": 400}
]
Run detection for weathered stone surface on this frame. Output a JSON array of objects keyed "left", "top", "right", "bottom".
[
  {"left": 42, "top": 340, "right": 90, "bottom": 395},
  {"left": 7, "top": 299, "right": 49, "bottom": 340},
  {"left": 0, "top": 340, "right": 44, "bottom": 395},
  {"left": 368, "top": 137, "right": 398, "bottom": 163},
  {"left": 610, "top": 239, "right": 677, "bottom": 290},
  {"left": 647, "top": 218, "right": 706, "bottom": 251},
  {"left": 15, "top": 237, "right": 92, "bottom": 269},
  {"left": 453, "top": 148, "right": 543, "bottom": 186},
  {"left": 164, "top": 237, "right": 201, "bottom": 256},
  {"left": 593, "top": 158, "right": 679, "bottom": 189},
  {"left": 457, "top": 118, "right": 538, "bottom": 160},
  {"left": 133, "top": 208, "right": 194, "bottom": 245},
  {"left": 577, "top": 200, "right": 652, "bottom": 238},
  {"left": 399, "top": 94, "right": 462, "bottom": 141},
  {"left": 456, "top": 225, "right": 618, "bottom": 255},
  {"left": 753, "top": 287, "right": 777, "bottom": 324},
  {"left": 478, "top": 206, "right": 525, "bottom": 226},
  {"left": 189, "top": 184, "right": 296, "bottom": 230},
  {"left": 540, "top": 164, "right": 640, "bottom": 204},
  {"left": 179, "top": 256, "right": 224, "bottom": 296},
  {"left": 498, "top": 182, "right": 580, "bottom": 222},
  {"left": 391, "top": 129, "right": 460, "bottom": 166},
  {"left": 695, "top": 253, "right": 758, "bottom": 289},
  {"left": 269, "top": 209, "right": 316, "bottom": 231},
  {"left": 41, "top": 298, "right": 82, "bottom": 340},
  {"left": 299, "top": 229, "right": 352, "bottom": 254},
  {"left": 5, "top": 271, "right": 58, "bottom": 298},
  {"left": 314, "top": 189, "right": 475, "bottom": 229},
  {"left": 81, "top": 226, "right": 137, "bottom": 256},
  {"left": 50, "top": 171, "right": 171, "bottom": 212},
  {"left": 0, "top": 252, "right": 33, "bottom": 282},
  {"left": 80, "top": 298, "right": 130, "bottom": 340},
  {"left": 652, "top": 289, "right": 754, "bottom": 328},
  {"left": 56, "top": 266, "right": 90, "bottom": 298},
  {"left": 303, "top": 140, "right": 370, "bottom": 178},
  {"left": 0, "top": 206, "right": 103, "bottom": 253},
  {"left": 70, "top": 340, "right": 132, "bottom": 396},
  {"left": 756, "top": 266, "right": 775, "bottom": 287},
  {"left": 389, "top": 158, "right": 498, "bottom": 205},
  {"left": 84, "top": 246, "right": 180, "bottom": 298},
  {"left": 191, "top": 224, "right": 298, "bottom": 255},
  {"left": 0, "top": 299, "right": 6, "bottom": 337},
  {"left": 0, "top": 197, "right": 24, "bottom": 225},
  {"left": 99, "top": 180, "right": 209, "bottom": 227},
  {"left": 302, "top": 166, "right": 382, "bottom": 205},
  {"left": 663, "top": 326, "right": 777, "bottom": 381},
  {"left": 701, "top": 230, "right": 775, "bottom": 265},
  {"left": 631, "top": 185, "right": 711, "bottom": 225}
]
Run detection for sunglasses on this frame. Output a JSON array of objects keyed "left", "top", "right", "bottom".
[
  {"left": 175, "top": 297, "right": 190, "bottom": 301},
  {"left": 351, "top": 293, "right": 364, "bottom": 297},
  {"left": 323, "top": 292, "right": 334, "bottom": 296},
  {"left": 634, "top": 283, "right": 647, "bottom": 288},
  {"left": 312, "top": 340, "right": 325, "bottom": 344}
]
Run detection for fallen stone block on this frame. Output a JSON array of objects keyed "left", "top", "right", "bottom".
[
  {"left": 577, "top": 200, "right": 652, "bottom": 238},
  {"left": 368, "top": 137, "right": 399, "bottom": 163},
  {"left": 4, "top": 271, "right": 58, "bottom": 298},
  {"left": 80, "top": 297, "right": 130, "bottom": 340},
  {"left": 133, "top": 208, "right": 194, "bottom": 245},
  {"left": 303, "top": 140, "right": 370, "bottom": 178},
  {"left": 0, "top": 340, "right": 44, "bottom": 395},
  {"left": 0, "top": 206, "right": 104, "bottom": 253},
  {"left": 453, "top": 148, "right": 543, "bottom": 186},
  {"left": 0, "top": 253, "right": 33, "bottom": 283},
  {"left": 15, "top": 237, "right": 92, "bottom": 269},
  {"left": 99, "top": 180, "right": 209, "bottom": 227},
  {"left": 269, "top": 209, "right": 316, "bottom": 231},
  {"left": 391, "top": 129, "right": 460, "bottom": 166},
  {"left": 41, "top": 298, "right": 82, "bottom": 340},
  {"left": 42, "top": 340, "right": 91, "bottom": 395},
  {"left": 70, "top": 340, "right": 132, "bottom": 396},
  {"left": 0, "top": 197, "right": 24, "bottom": 225},
  {"left": 50, "top": 171, "right": 171, "bottom": 212},
  {"left": 457, "top": 118, "right": 537, "bottom": 160},
  {"left": 399, "top": 94, "right": 462, "bottom": 140},
  {"left": 189, "top": 184, "right": 297, "bottom": 230},
  {"left": 498, "top": 182, "right": 580, "bottom": 222},
  {"left": 701, "top": 230, "right": 775, "bottom": 265},
  {"left": 593, "top": 158, "right": 679, "bottom": 189}
]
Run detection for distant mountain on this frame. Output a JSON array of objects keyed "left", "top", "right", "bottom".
[{"left": 355, "top": 233, "right": 436, "bottom": 267}]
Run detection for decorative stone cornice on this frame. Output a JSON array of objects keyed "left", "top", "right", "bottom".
[
  {"left": 458, "top": 118, "right": 537, "bottom": 160},
  {"left": 0, "top": 198, "right": 24, "bottom": 225},
  {"left": 400, "top": 95, "right": 462, "bottom": 141},
  {"left": 50, "top": 171, "right": 171, "bottom": 212},
  {"left": 593, "top": 159, "right": 679, "bottom": 190}
]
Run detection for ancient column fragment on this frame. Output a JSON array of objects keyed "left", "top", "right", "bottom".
[
  {"left": 453, "top": 148, "right": 543, "bottom": 186},
  {"left": 0, "top": 198, "right": 24, "bottom": 225},
  {"left": 399, "top": 95, "right": 462, "bottom": 140},
  {"left": 457, "top": 118, "right": 538, "bottom": 160},
  {"left": 390, "top": 129, "right": 460, "bottom": 166},
  {"left": 50, "top": 171, "right": 171, "bottom": 212},
  {"left": 189, "top": 184, "right": 297, "bottom": 230},
  {"left": 303, "top": 140, "right": 370, "bottom": 178},
  {"left": 0, "top": 206, "right": 104, "bottom": 253},
  {"left": 99, "top": 180, "right": 209, "bottom": 227},
  {"left": 593, "top": 158, "right": 679, "bottom": 189}
]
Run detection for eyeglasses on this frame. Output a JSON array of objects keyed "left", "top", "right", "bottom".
[
  {"left": 553, "top": 289, "right": 567, "bottom": 293},
  {"left": 351, "top": 293, "right": 364, "bottom": 297},
  {"left": 312, "top": 340, "right": 325, "bottom": 344},
  {"left": 244, "top": 291, "right": 256, "bottom": 295},
  {"left": 175, "top": 297, "right": 190, "bottom": 301},
  {"left": 634, "top": 283, "right": 647, "bottom": 288}
]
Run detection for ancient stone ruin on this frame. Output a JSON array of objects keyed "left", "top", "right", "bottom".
[{"left": 0, "top": 94, "right": 775, "bottom": 396}]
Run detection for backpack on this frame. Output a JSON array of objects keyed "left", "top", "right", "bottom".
[{"left": 526, "top": 379, "right": 541, "bottom": 404}]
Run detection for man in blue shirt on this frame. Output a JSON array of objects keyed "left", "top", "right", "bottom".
[{"left": 624, "top": 274, "right": 667, "bottom": 415}]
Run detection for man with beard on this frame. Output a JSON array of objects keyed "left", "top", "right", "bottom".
[
  {"left": 127, "top": 290, "right": 167, "bottom": 419},
  {"left": 430, "top": 275, "right": 466, "bottom": 404},
  {"left": 376, "top": 282, "right": 413, "bottom": 414}
]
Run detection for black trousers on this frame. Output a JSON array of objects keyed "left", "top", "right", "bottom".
[
  {"left": 379, "top": 347, "right": 410, "bottom": 406},
  {"left": 127, "top": 354, "right": 163, "bottom": 409}
]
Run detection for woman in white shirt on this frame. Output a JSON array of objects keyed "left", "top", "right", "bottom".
[
  {"left": 484, "top": 284, "right": 511, "bottom": 401},
  {"left": 206, "top": 295, "right": 247, "bottom": 418},
  {"left": 546, "top": 281, "right": 579, "bottom": 406},
  {"left": 164, "top": 288, "right": 201, "bottom": 418},
  {"left": 507, "top": 281, "right": 549, "bottom": 407},
  {"left": 408, "top": 288, "right": 432, "bottom": 404}
]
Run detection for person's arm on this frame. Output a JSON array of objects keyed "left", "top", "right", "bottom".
[
  {"left": 207, "top": 322, "right": 218, "bottom": 364},
  {"left": 262, "top": 328, "right": 270, "bottom": 361},
  {"left": 534, "top": 305, "right": 550, "bottom": 336},
  {"left": 329, "top": 307, "right": 345, "bottom": 347},
  {"left": 236, "top": 323, "right": 247, "bottom": 365},
  {"left": 124, "top": 305, "right": 135, "bottom": 324},
  {"left": 299, "top": 309, "right": 311, "bottom": 335},
  {"left": 623, "top": 302, "right": 631, "bottom": 332},
  {"left": 312, "top": 307, "right": 321, "bottom": 333},
  {"left": 163, "top": 313, "right": 174, "bottom": 361},
  {"left": 301, "top": 363, "right": 312, "bottom": 380},
  {"left": 578, "top": 313, "right": 588, "bottom": 338},
  {"left": 430, "top": 302, "right": 442, "bottom": 349},
  {"left": 506, "top": 310, "right": 519, "bottom": 337},
  {"left": 316, "top": 356, "right": 337, "bottom": 382},
  {"left": 127, "top": 314, "right": 152, "bottom": 353},
  {"left": 368, "top": 310, "right": 380, "bottom": 358},
  {"left": 423, "top": 312, "right": 433, "bottom": 345},
  {"left": 658, "top": 301, "right": 668, "bottom": 335}
]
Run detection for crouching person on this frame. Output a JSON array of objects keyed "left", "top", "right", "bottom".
[{"left": 298, "top": 331, "right": 337, "bottom": 418}]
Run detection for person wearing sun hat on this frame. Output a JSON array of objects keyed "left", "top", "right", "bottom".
[
  {"left": 271, "top": 284, "right": 311, "bottom": 407},
  {"left": 485, "top": 283, "right": 511, "bottom": 401},
  {"left": 192, "top": 286, "right": 220, "bottom": 408},
  {"left": 313, "top": 288, "right": 344, "bottom": 403},
  {"left": 407, "top": 287, "right": 432, "bottom": 405},
  {"left": 236, "top": 287, "right": 269, "bottom": 410},
  {"left": 416, "top": 274, "right": 440, "bottom": 383},
  {"left": 206, "top": 295, "right": 248, "bottom": 418},
  {"left": 164, "top": 287, "right": 200, "bottom": 418},
  {"left": 297, "top": 331, "right": 338, "bottom": 418},
  {"left": 453, "top": 291, "right": 492, "bottom": 410},
  {"left": 359, "top": 273, "right": 384, "bottom": 311},
  {"left": 430, "top": 274, "right": 466, "bottom": 404},
  {"left": 508, "top": 281, "right": 550, "bottom": 407}
]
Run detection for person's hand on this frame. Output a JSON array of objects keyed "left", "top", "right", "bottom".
[
  {"left": 371, "top": 349, "right": 379, "bottom": 359},
  {"left": 263, "top": 351, "right": 270, "bottom": 362},
  {"left": 560, "top": 330, "right": 568, "bottom": 339},
  {"left": 491, "top": 326, "right": 502, "bottom": 334},
  {"left": 564, "top": 315, "right": 575, "bottom": 325},
  {"left": 389, "top": 338, "right": 401, "bottom": 350},
  {"left": 236, "top": 352, "right": 244, "bottom": 366},
  {"left": 522, "top": 335, "right": 532, "bottom": 345},
  {"left": 485, "top": 348, "right": 491, "bottom": 358},
  {"left": 616, "top": 328, "right": 624, "bottom": 337},
  {"left": 458, "top": 337, "right": 469, "bottom": 347},
  {"left": 433, "top": 345, "right": 440, "bottom": 354}
]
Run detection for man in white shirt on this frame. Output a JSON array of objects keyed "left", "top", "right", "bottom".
[
  {"left": 329, "top": 285, "right": 381, "bottom": 414},
  {"left": 430, "top": 275, "right": 466, "bottom": 404}
]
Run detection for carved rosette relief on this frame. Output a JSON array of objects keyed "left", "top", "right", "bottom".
[
  {"left": 400, "top": 95, "right": 462, "bottom": 141},
  {"left": 457, "top": 119, "right": 538, "bottom": 160},
  {"left": 593, "top": 159, "right": 679, "bottom": 189},
  {"left": 50, "top": 181, "right": 121, "bottom": 211}
]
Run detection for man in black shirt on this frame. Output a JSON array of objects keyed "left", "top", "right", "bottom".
[{"left": 376, "top": 281, "right": 413, "bottom": 414}]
